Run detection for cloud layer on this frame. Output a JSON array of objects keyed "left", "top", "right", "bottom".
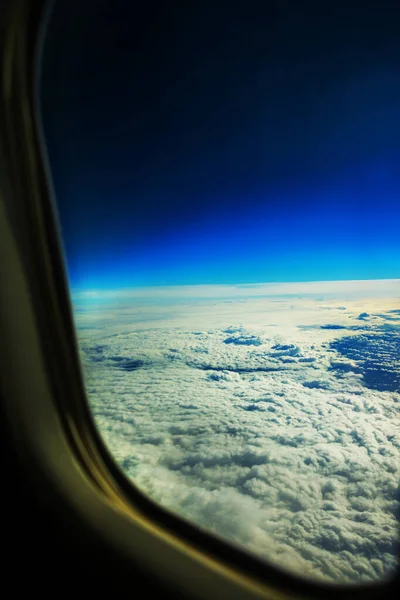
[{"left": 74, "top": 282, "right": 400, "bottom": 584}]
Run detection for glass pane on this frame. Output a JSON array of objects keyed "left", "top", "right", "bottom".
[{"left": 41, "top": 0, "right": 400, "bottom": 584}]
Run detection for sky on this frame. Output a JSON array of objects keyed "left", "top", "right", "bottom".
[
  {"left": 38, "top": 4, "right": 400, "bottom": 582},
  {"left": 40, "top": 0, "right": 400, "bottom": 290}
]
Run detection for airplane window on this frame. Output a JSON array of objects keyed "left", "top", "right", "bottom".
[{"left": 40, "top": 0, "right": 399, "bottom": 585}]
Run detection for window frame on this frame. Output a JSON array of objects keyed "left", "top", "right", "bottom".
[{"left": 0, "top": 1, "right": 398, "bottom": 598}]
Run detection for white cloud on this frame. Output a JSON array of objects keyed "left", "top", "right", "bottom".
[
  {"left": 72, "top": 279, "right": 400, "bottom": 302},
  {"left": 74, "top": 282, "right": 400, "bottom": 584}
]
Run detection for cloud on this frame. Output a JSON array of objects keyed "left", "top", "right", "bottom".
[
  {"left": 357, "top": 312, "right": 370, "bottom": 320},
  {"left": 72, "top": 279, "right": 400, "bottom": 303},
  {"left": 223, "top": 333, "right": 263, "bottom": 346},
  {"left": 302, "top": 380, "right": 331, "bottom": 390},
  {"left": 74, "top": 284, "right": 400, "bottom": 585},
  {"left": 330, "top": 331, "right": 400, "bottom": 392}
]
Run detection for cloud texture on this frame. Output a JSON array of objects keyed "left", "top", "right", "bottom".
[{"left": 74, "top": 281, "right": 400, "bottom": 584}]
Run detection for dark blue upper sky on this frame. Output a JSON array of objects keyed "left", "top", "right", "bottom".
[{"left": 41, "top": 0, "right": 400, "bottom": 290}]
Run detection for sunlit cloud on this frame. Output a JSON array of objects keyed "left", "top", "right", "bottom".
[{"left": 74, "top": 281, "right": 400, "bottom": 584}]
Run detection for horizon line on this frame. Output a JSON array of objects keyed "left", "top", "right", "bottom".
[{"left": 70, "top": 277, "right": 400, "bottom": 297}]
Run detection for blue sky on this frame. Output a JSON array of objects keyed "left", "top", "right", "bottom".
[{"left": 41, "top": 0, "right": 400, "bottom": 290}]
